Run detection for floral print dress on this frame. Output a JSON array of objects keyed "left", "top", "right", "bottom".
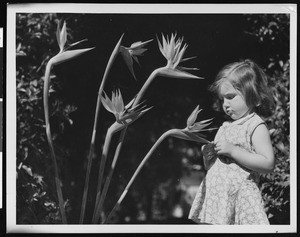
[{"left": 188, "top": 113, "right": 270, "bottom": 225}]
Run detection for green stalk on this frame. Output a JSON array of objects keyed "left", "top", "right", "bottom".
[
  {"left": 43, "top": 58, "right": 67, "bottom": 224},
  {"left": 79, "top": 34, "right": 124, "bottom": 224},
  {"left": 93, "top": 67, "right": 163, "bottom": 223},
  {"left": 103, "top": 129, "right": 175, "bottom": 224}
]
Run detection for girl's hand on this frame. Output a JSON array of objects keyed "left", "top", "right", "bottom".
[
  {"left": 202, "top": 142, "right": 217, "bottom": 160},
  {"left": 214, "top": 140, "right": 235, "bottom": 157},
  {"left": 201, "top": 142, "right": 217, "bottom": 170}
]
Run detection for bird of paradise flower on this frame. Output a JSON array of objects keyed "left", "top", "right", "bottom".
[
  {"left": 80, "top": 35, "right": 153, "bottom": 223},
  {"left": 103, "top": 105, "right": 216, "bottom": 223},
  {"left": 92, "top": 89, "right": 152, "bottom": 223},
  {"left": 43, "top": 20, "right": 94, "bottom": 224},
  {"left": 92, "top": 33, "right": 204, "bottom": 224}
]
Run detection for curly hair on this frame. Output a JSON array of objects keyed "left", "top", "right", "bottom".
[{"left": 209, "top": 59, "right": 275, "bottom": 118}]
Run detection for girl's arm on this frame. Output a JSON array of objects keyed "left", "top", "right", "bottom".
[{"left": 214, "top": 124, "right": 275, "bottom": 173}]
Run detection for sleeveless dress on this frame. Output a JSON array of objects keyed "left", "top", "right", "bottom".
[{"left": 188, "top": 113, "right": 270, "bottom": 225}]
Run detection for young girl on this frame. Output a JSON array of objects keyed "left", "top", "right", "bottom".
[{"left": 189, "top": 59, "right": 275, "bottom": 225}]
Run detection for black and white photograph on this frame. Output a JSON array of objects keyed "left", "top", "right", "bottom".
[{"left": 6, "top": 3, "right": 296, "bottom": 233}]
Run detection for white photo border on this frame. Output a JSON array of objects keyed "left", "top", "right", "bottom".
[{"left": 7, "top": 3, "right": 297, "bottom": 233}]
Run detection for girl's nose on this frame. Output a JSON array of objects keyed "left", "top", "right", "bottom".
[{"left": 223, "top": 98, "right": 229, "bottom": 107}]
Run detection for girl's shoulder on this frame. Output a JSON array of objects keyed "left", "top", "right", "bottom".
[
  {"left": 248, "top": 113, "right": 265, "bottom": 126},
  {"left": 246, "top": 113, "right": 267, "bottom": 134}
]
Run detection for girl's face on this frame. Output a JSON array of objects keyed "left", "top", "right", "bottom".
[{"left": 219, "top": 80, "right": 251, "bottom": 120}]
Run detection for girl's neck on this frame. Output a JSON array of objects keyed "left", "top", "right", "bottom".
[{"left": 230, "top": 111, "right": 255, "bottom": 125}]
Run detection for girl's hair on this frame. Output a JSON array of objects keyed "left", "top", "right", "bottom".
[{"left": 209, "top": 59, "right": 275, "bottom": 118}]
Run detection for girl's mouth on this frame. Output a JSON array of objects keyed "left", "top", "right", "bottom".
[{"left": 226, "top": 110, "right": 232, "bottom": 115}]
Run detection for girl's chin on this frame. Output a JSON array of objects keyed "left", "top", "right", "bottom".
[
  {"left": 226, "top": 112, "right": 234, "bottom": 118},
  {"left": 230, "top": 113, "right": 248, "bottom": 120},
  {"left": 229, "top": 113, "right": 239, "bottom": 120}
]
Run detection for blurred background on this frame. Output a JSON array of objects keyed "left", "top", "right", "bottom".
[{"left": 16, "top": 13, "right": 290, "bottom": 224}]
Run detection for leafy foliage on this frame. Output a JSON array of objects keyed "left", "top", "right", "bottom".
[
  {"left": 16, "top": 13, "right": 77, "bottom": 223},
  {"left": 243, "top": 14, "right": 290, "bottom": 224}
]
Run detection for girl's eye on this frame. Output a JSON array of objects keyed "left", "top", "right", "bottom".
[{"left": 225, "top": 94, "right": 236, "bottom": 100}]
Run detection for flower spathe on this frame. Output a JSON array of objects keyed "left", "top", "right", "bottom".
[
  {"left": 101, "top": 89, "right": 152, "bottom": 126},
  {"left": 157, "top": 33, "right": 203, "bottom": 80},
  {"left": 175, "top": 105, "right": 216, "bottom": 144}
]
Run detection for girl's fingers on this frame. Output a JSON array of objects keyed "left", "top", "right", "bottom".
[{"left": 201, "top": 145, "right": 205, "bottom": 152}]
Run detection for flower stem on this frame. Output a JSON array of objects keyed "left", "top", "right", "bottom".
[
  {"left": 103, "top": 130, "right": 174, "bottom": 224},
  {"left": 93, "top": 128, "right": 113, "bottom": 217},
  {"left": 92, "top": 126, "right": 126, "bottom": 224},
  {"left": 133, "top": 68, "right": 163, "bottom": 107},
  {"left": 43, "top": 59, "right": 67, "bottom": 224},
  {"left": 93, "top": 68, "right": 162, "bottom": 223},
  {"left": 79, "top": 34, "right": 123, "bottom": 224}
]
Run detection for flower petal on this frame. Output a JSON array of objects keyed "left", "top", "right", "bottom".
[
  {"left": 60, "top": 21, "right": 67, "bottom": 51},
  {"left": 173, "top": 43, "right": 187, "bottom": 68},
  {"left": 124, "top": 96, "right": 136, "bottom": 110},
  {"left": 131, "top": 48, "right": 148, "bottom": 56},
  {"left": 162, "top": 34, "right": 168, "bottom": 58},
  {"left": 189, "top": 122, "right": 214, "bottom": 133},
  {"left": 196, "top": 118, "right": 214, "bottom": 125},
  {"left": 120, "top": 46, "right": 136, "bottom": 80},
  {"left": 118, "top": 106, "right": 153, "bottom": 125},
  {"left": 180, "top": 56, "right": 197, "bottom": 62},
  {"left": 167, "top": 34, "right": 176, "bottom": 60},
  {"left": 101, "top": 91, "right": 114, "bottom": 114},
  {"left": 115, "top": 89, "right": 124, "bottom": 114},
  {"left": 130, "top": 39, "right": 153, "bottom": 50},
  {"left": 56, "top": 20, "right": 61, "bottom": 49},
  {"left": 186, "top": 105, "right": 201, "bottom": 127},
  {"left": 67, "top": 39, "right": 88, "bottom": 50},
  {"left": 157, "top": 35, "right": 166, "bottom": 59},
  {"left": 176, "top": 66, "right": 199, "bottom": 71}
]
